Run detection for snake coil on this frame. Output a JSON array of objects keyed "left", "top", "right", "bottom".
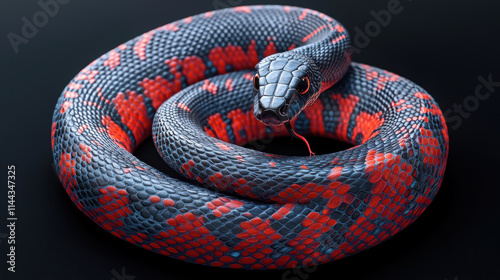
[{"left": 52, "top": 5, "right": 448, "bottom": 269}]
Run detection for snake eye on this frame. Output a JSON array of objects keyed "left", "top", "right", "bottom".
[
  {"left": 253, "top": 74, "right": 260, "bottom": 90},
  {"left": 297, "top": 77, "right": 310, "bottom": 94}
]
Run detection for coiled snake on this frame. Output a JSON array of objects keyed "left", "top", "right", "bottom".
[{"left": 51, "top": 5, "right": 449, "bottom": 269}]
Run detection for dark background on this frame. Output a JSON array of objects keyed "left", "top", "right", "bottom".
[{"left": 1, "top": 0, "right": 499, "bottom": 279}]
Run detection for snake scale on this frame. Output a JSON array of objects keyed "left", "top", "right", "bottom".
[{"left": 51, "top": 5, "right": 449, "bottom": 269}]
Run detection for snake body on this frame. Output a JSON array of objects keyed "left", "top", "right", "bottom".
[{"left": 51, "top": 5, "right": 449, "bottom": 269}]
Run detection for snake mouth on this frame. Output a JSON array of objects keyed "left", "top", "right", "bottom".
[
  {"left": 254, "top": 95, "right": 291, "bottom": 126},
  {"left": 255, "top": 108, "right": 288, "bottom": 126},
  {"left": 254, "top": 96, "right": 305, "bottom": 126}
]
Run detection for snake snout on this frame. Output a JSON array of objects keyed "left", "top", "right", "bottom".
[{"left": 255, "top": 98, "right": 289, "bottom": 126}]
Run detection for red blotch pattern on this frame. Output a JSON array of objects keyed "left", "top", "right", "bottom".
[
  {"left": 227, "top": 109, "right": 268, "bottom": 145},
  {"left": 272, "top": 183, "right": 325, "bottom": 204},
  {"left": 263, "top": 40, "right": 277, "bottom": 58},
  {"left": 64, "top": 91, "right": 79, "bottom": 98},
  {"left": 414, "top": 91, "right": 433, "bottom": 100},
  {"left": 140, "top": 56, "right": 204, "bottom": 109},
  {"left": 302, "top": 25, "right": 326, "bottom": 42},
  {"left": 51, "top": 122, "right": 57, "bottom": 151},
  {"left": 235, "top": 217, "right": 283, "bottom": 269},
  {"left": 208, "top": 40, "right": 260, "bottom": 74},
  {"left": 180, "top": 56, "right": 207, "bottom": 84},
  {"left": 331, "top": 93, "right": 360, "bottom": 142},
  {"left": 68, "top": 82, "right": 82, "bottom": 90},
  {"left": 233, "top": 6, "right": 252, "bottom": 13},
  {"left": 333, "top": 24, "right": 345, "bottom": 33},
  {"left": 204, "top": 113, "right": 230, "bottom": 142},
  {"left": 87, "top": 186, "right": 132, "bottom": 238},
  {"left": 112, "top": 91, "right": 151, "bottom": 145},
  {"left": 302, "top": 98, "right": 325, "bottom": 135},
  {"left": 104, "top": 49, "right": 121, "bottom": 69},
  {"left": 101, "top": 116, "right": 133, "bottom": 152},
  {"left": 352, "top": 111, "right": 384, "bottom": 143},
  {"left": 79, "top": 143, "right": 92, "bottom": 164},
  {"left": 140, "top": 75, "right": 181, "bottom": 110},
  {"left": 134, "top": 31, "right": 154, "bottom": 61},
  {"left": 206, "top": 197, "right": 244, "bottom": 217},
  {"left": 225, "top": 78, "right": 234, "bottom": 91},
  {"left": 270, "top": 203, "right": 295, "bottom": 221},
  {"left": 299, "top": 9, "right": 308, "bottom": 20},
  {"left": 180, "top": 159, "right": 196, "bottom": 179},
  {"left": 331, "top": 34, "right": 347, "bottom": 44},
  {"left": 418, "top": 127, "right": 442, "bottom": 166},
  {"left": 141, "top": 56, "right": 207, "bottom": 108},
  {"left": 158, "top": 213, "right": 223, "bottom": 262},
  {"left": 286, "top": 211, "right": 338, "bottom": 266},
  {"left": 201, "top": 80, "right": 218, "bottom": 95},
  {"left": 355, "top": 150, "right": 427, "bottom": 248},
  {"left": 77, "top": 125, "right": 89, "bottom": 134},
  {"left": 60, "top": 101, "right": 72, "bottom": 114},
  {"left": 376, "top": 74, "right": 399, "bottom": 91},
  {"left": 58, "top": 152, "right": 77, "bottom": 199},
  {"left": 75, "top": 68, "right": 98, "bottom": 83},
  {"left": 157, "top": 23, "right": 179, "bottom": 32},
  {"left": 363, "top": 65, "right": 400, "bottom": 91},
  {"left": 215, "top": 142, "right": 232, "bottom": 151},
  {"left": 163, "top": 199, "right": 175, "bottom": 207},
  {"left": 176, "top": 102, "right": 191, "bottom": 112}
]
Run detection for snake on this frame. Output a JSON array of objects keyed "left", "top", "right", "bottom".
[{"left": 51, "top": 5, "right": 449, "bottom": 269}]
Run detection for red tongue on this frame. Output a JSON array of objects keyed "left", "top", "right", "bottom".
[{"left": 284, "top": 122, "right": 315, "bottom": 157}]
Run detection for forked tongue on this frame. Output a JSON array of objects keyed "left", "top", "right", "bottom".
[{"left": 284, "top": 122, "right": 315, "bottom": 157}]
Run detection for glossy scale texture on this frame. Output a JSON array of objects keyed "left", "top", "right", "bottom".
[{"left": 52, "top": 5, "right": 448, "bottom": 269}]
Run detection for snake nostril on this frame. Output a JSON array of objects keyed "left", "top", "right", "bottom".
[
  {"left": 278, "top": 104, "right": 287, "bottom": 116},
  {"left": 255, "top": 109, "right": 262, "bottom": 119}
]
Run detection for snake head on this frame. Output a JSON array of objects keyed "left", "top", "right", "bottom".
[{"left": 253, "top": 53, "right": 322, "bottom": 126}]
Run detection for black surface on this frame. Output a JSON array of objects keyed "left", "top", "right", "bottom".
[{"left": 1, "top": 0, "right": 499, "bottom": 279}]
